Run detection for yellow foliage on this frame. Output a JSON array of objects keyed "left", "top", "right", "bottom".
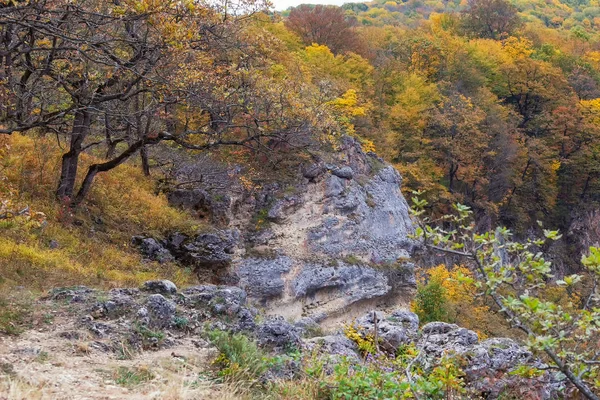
[
  {"left": 414, "top": 265, "right": 492, "bottom": 338},
  {"left": 0, "top": 134, "right": 197, "bottom": 291},
  {"left": 344, "top": 323, "right": 377, "bottom": 355},
  {"left": 502, "top": 36, "right": 534, "bottom": 60},
  {"left": 327, "top": 89, "right": 369, "bottom": 136}
]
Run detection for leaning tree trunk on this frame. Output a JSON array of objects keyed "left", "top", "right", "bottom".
[
  {"left": 56, "top": 110, "right": 91, "bottom": 201},
  {"left": 71, "top": 137, "right": 159, "bottom": 206}
]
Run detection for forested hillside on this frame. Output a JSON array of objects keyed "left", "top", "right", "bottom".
[
  {"left": 281, "top": 0, "right": 600, "bottom": 238},
  {"left": 3, "top": 0, "right": 600, "bottom": 245},
  {"left": 2, "top": 0, "right": 600, "bottom": 398}
]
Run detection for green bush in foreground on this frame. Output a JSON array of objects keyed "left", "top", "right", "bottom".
[
  {"left": 206, "top": 330, "right": 467, "bottom": 399},
  {"left": 411, "top": 192, "right": 600, "bottom": 399}
]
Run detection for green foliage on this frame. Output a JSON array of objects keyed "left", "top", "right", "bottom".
[
  {"left": 206, "top": 330, "right": 271, "bottom": 384},
  {"left": 113, "top": 366, "right": 154, "bottom": 387},
  {"left": 414, "top": 278, "right": 448, "bottom": 324},
  {"left": 329, "top": 361, "right": 412, "bottom": 399},
  {"left": 411, "top": 194, "right": 600, "bottom": 399}
]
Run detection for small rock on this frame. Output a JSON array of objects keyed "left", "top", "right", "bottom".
[
  {"left": 49, "top": 240, "right": 59, "bottom": 249},
  {"left": 143, "top": 280, "right": 178, "bottom": 295},
  {"left": 145, "top": 294, "right": 176, "bottom": 329},
  {"left": 331, "top": 166, "right": 354, "bottom": 180},
  {"left": 257, "top": 316, "right": 301, "bottom": 351}
]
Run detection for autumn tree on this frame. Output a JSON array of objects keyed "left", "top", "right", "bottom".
[
  {"left": 284, "top": 5, "right": 361, "bottom": 54},
  {"left": 0, "top": 0, "right": 312, "bottom": 206},
  {"left": 0, "top": 0, "right": 201, "bottom": 203},
  {"left": 461, "top": 0, "right": 521, "bottom": 39}
]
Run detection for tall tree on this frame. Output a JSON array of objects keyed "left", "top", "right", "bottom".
[
  {"left": 285, "top": 5, "right": 361, "bottom": 55},
  {"left": 0, "top": 0, "right": 309, "bottom": 206},
  {"left": 461, "top": 0, "right": 521, "bottom": 39}
]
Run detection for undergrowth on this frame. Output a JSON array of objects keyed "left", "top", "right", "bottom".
[
  {"left": 0, "top": 134, "right": 198, "bottom": 293},
  {"left": 205, "top": 330, "right": 469, "bottom": 400}
]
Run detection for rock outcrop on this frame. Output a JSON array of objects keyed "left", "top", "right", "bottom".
[
  {"left": 36, "top": 284, "right": 564, "bottom": 400},
  {"left": 136, "top": 137, "right": 418, "bottom": 324},
  {"left": 308, "top": 311, "right": 564, "bottom": 400}
]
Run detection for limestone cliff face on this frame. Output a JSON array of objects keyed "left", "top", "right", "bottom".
[
  {"left": 233, "top": 137, "right": 417, "bottom": 324},
  {"left": 146, "top": 137, "right": 418, "bottom": 324}
]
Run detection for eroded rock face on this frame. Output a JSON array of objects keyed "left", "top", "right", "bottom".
[
  {"left": 233, "top": 137, "right": 417, "bottom": 323},
  {"left": 138, "top": 136, "right": 418, "bottom": 323}
]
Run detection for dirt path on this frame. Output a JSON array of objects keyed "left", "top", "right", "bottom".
[{"left": 0, "top": 312, "right": 234, "bottom": 400}]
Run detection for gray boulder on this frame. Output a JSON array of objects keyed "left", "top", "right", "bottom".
[
  {"left": 330, "top": 166, "right": 354, "bottom": 180},
  {"left": 131, "top": 237, "right": 174, "bottom": 263},
  {"left": 143, "top": 294, "right": 176, "bottom": 329},
  {"left": 142, "top": 280, "right": 177, "bottom": 295},
  {"left": 389, "top": 310, "right": 419, "bottom": 333},
  {"left": 418, "top": 322, "right": 479, "bottom": 357},
  {"left": 304, "top": 335, "right": 360, "bottom": 360},
  {"left": 176, "top": 230, "right": 238, "bottom": 269},
  {"left": 257, "top": 316, "right": 301, "bottom": 351},
  {"left": 354, "top": 311, "right": 418, "bottom": 353}
]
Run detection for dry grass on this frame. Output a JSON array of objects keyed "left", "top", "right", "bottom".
[
  {"left": 0, "top": 134, "right": 200, "bottom": 292},
  {"left": 0, "top": 378, "right": 50, "bottom": 400}
]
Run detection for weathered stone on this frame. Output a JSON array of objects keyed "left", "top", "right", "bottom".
[
  {"left": 389, "top": 310, "right": 419, "bottom": 334},
  {"left": 324, "top": 175, "right": 345, "bottom": 198},
  {"left": 331, "top": 166, "right": 354, "bottom": 180},
  {"left": 257, "top": 316, "right": 301, "bottom": 351},
  {"left": 144, "top": 294, "right": 176, "bottom": 329},
  {"left": 301, "top": 163, "right": 326, "bottom": 180},
  {"left": 304, "top": 335, "right": 360, "bottom": 360},
  {"left": 178, "top": 231, "right": 238, "bottom": 268},
  {"left": 47, "top": 286, "right": 94, "bottom": 303},
  {"left": 293, "top": 263, "right": 390, "bottom": 305},
  {"left": 237, "top": 257, "right": 293, "bottom": 300},
  {"left": 142, "top": 280, "right": 178, "bottom": 295},
  {"left": 131, "top": 237, "right": 174, "bottom": 263},
  {"left": 182, "top": 285, "right": 246, "bottom": 315},
  {"left": 419, "top": 322, "right": 479, "bottom": 357}
]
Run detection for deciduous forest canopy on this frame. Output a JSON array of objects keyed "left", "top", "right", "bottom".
[{"left": 3, "top": 0, "right": 600, "bottom": 235}]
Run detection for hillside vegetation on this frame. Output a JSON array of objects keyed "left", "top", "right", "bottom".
[{"left": 2, "top": 0, "right": 600, "bottom": 398}]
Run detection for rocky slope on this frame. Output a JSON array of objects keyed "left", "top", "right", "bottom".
[
  {"left": 136, "top": 137, "right": 418, "bottom": 325},
  {"left": 0, "top": 282, "right": 565, "bottom": 399}
]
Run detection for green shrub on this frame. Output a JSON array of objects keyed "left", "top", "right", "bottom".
[
  {"left": 113, "top": 366, "right": 154, "bottom": 387},
  {"left": 207, "top": 330, "right": 271, "bottom": 384},
  {"left": 413, "top": 278, "right": 449, "bottom": 324}
]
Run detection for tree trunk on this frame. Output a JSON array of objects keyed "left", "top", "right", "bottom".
[
  {"left": 72, "top": 137, "right": 160, "bottom": 206},
  {"left": 140, "top": 145, "right": 150, "bottom": 176},
  {"left": 56, "top": 110, "right": 90, "bottom": 201}
]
